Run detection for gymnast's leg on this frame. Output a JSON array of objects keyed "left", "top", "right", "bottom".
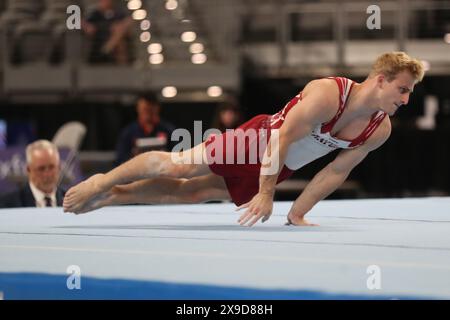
[
  {"left": 63, "top": 142, "right": 211, "bottom": 213},
  {"left": 76, "top": 174, "right": 231, "bottom": 214}
]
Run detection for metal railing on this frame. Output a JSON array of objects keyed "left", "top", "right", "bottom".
[{"left": 239, "top": 0, "right": 450, "bottom": 69}]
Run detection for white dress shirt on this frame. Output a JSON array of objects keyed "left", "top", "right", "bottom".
[{"left": 29, "top": 182, "right": 57, "bottom": 208}]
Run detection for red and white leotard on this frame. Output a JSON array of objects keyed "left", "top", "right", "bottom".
[
  {"left": 271, "top": 77, "right": 387, "bottom": 170},
  {"left": 207, "top": 77, "right": 387, "bottom": 205}
]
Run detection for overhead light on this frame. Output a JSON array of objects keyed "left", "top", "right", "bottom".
[
  {"left": 189, "top": 43, "right": 204, "bottom": 54},
  {"left": 140, "top": 31, "right": 151, "bottom": 42},
  {"left": 207, "top": 86, "right": 223, "bottom": 97},
  {"left": 181, "top": 31, "right": 196, "bottom": 42},
  {"left": 191, "top": 53, "right": 207, "bottom": 64},
  {"left": 147, "top": 43, "right": 163, "bottom": 54},
  {"left": 127, "top": 0, "right": 142, "bottom": 10},
  {"left": 140, "top": 20, "right": 151, "bottom": 31},
  {"left": 421, "top": 60, "right": 430, "bottom": 71},
  {"left": 149, "top": 54, "right": 164, "bottom": 64},
  {"left": 165, "top": 0, "right": 178, "bottom": 10},
  {"left": 162, "top": 86, "right": 177, "bottom": 98},
  {"left": 132, "top": 9, "right": 147, "bottom": 20},
  {"left": 444, "top": 33, "right": 450, "bottom": 44}
]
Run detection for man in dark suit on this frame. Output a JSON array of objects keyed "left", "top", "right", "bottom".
[{"left": 0, "top": 140, "right": 65, "bottom": 208}]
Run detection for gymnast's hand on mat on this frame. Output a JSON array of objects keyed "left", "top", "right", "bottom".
[
  {"left": 236, "top": 192, "right": 274, "bottom": 227},
  {"left": 285, "top": 213, "right": 319, "bottom": 227}
]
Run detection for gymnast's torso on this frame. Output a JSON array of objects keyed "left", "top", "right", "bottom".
[{"left": 269, "top": 77, "right": 387, "bottom": 170}]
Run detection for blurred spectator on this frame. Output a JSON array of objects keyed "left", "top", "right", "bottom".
[
  {"left": 211, "top": 100, "right": 245, "bottom": 132},
  {"left": 82, "top": 0, "right": 133, "bottom": 64},
  {"left": 115, "top": 93, "right": 176, "bottom": 165},
  {"left": 0, "top": 140, "right": 66, "bottom": 208}
]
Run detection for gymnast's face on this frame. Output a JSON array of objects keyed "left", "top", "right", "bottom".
[
  {"left": 27, "top": 149, "right": 61, "bottom": 194},
  {"left": 377, "top": 71, "right": 416, "bottom": 116}
]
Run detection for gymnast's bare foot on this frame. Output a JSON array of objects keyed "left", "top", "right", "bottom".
[
  {"left": 63, "top": 174, "right": 107, "bottom": 214},
  {"left": 75, "top": 190, "right": 116, "bottom": 214},
  {"left": 75, "top": 185, "right": 130, "bottom": 214}
]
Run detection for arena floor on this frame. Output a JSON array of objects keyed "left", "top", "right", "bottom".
[{"left": 1, "top": 197, "right": 449, "bottom": 300}]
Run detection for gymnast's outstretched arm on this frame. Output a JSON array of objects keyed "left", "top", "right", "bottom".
[{"left": 287, "top": 117, "right": 391, "bottom": 226}]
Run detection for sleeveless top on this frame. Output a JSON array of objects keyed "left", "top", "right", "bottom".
[{"left": 269, "top": 77, "right": 387, "bottom": 170}]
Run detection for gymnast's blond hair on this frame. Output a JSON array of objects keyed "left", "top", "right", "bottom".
[{"left": 369, "top": 51, "right": 425, "bottom": 82}]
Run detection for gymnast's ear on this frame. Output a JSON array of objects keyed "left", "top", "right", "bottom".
[{"left": 376, "top": 74, "right": 386, "bottom": 88}]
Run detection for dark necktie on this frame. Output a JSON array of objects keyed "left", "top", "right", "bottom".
[{"left": 44, "top": 196, "right": 52, "bottom": 207}]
